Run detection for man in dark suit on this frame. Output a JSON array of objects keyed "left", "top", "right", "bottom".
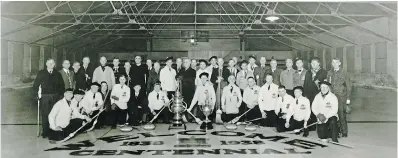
[
  {"left": 179, "top": 58, "right": 197, "bottom": 122},
  {"left": 80, "top": 57, "right": 95, "bottom": 91},
  {"left": 128, "top": 84, "right": 148, "bottom": 125},
  {"left": 265, "top": 58, "right": 282, "bottom": 86},
  {"left": 59, "top": 60, "right": 75, "bottom": 89},
  {"left": 122, "top": 61, "right": 133, "bottom": 88},
  {"left": 73, "top": 61, "right": 86, "bottom": 91},
  {"left": 131, "top": 55, "right": 148, "bottom": 94},
  {"left": 303, "top": 57, "right": 328, "bottom": 131},
  {"left": 112, "top": 58, "right": 124, "bottom": 84},
  {"left": 253, "top": 56, "right": 268, "bottom": 87},
  {"left": 175, "top": 58, "right": 183, "bottom": 78},
  {"left": 146, "top": 62, "right": 161, "bottom": 93}
]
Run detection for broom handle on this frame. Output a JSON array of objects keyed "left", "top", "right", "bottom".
[
  {"left": 148, "top": 106, "right": 167, "bottom": 124},
  {"left": 228, "top": 107, "right": 253, "bottom": 123}
]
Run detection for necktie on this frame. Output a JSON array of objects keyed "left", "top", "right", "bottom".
[
  {"left": 268, "top": 85, "right": 270, "bottom": 90},
  {"left": 244, "top": 70, "right": 247, "bottom": 78},
  {"left": 282, "top": 97, "right": 284, "bottom": 102},
  {"left": 296, "top": 99, "right": 298, "bottom": 104},
  {"left": 121, "top": 85, "right": 123, "bottom": 89},
  {"left": 157, "top": 93, "right": 159, "bottom": 100},
  {"left": 230, "top": 86, "right": 233, "bottom": 93},
  {"left": 169, "top": 68, "right": 171, "bottom": 71},
  {"left": 101, "top": 66, "right": 105, "bottom": 71},
  {"left": 49, "top": 70, "right": 52, "bottom": 74},
  {"left": 67, "top": 100, "right": 71, "bottom": 106},
  {"left": 298, "top": 70, "right": 302, "bottom": 72},
  {"left": 66, "top": 71, "right": 72, "bottom": 88}
]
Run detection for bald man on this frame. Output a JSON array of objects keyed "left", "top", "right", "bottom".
[
  {"left": 33, "top": 59, "right": 65, "bottom": 138},
  {"left": 93, "top": 56, "right": 116, "bottom": 89}
]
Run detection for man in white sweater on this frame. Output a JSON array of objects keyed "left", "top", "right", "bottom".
[
  {"left": 93, "top": 56, "right": 115, "bottom": 89},
  {"left": 285, "top": 86, "right": 311, "bottom": 137},
  {"left": 148, "top": 81, "right": 170, "bottom": 123},
  {"left": 221, "top": 75, "right": 242, "bottom": 123},
  {"left": 274, "top": 85, "right": 294, "bottom": 132},
  {"left": 312, "top": 81, "right": 339, "bottom": 142},
  {"left": 48, "top": 89, "right": 88, "bottom": 142},
  {"left": 243, "top": 77, "right": 261, "bottom": 125},
  {"left": 110, "top": 75, "right": 131, "bottom": 127},
  {"left": 159, "top": 57, "right": 177, "bottom": 100},
  {"left": 81, "top": 82, "right": 103, "bottom": 130},
  {"left": 258, "top": 73, "right": 279, "bottom": 127},
  {"left": 189, "top": 72, "right": 216, "bottom": 121}
]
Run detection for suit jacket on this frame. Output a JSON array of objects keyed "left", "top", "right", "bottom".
[
  {"left": 265, "top": 68, "right": 282, "bottom": 86},
  {"left": 293, "top": 68, "right": 308, "bottom": 88},
  {"left": 147, "top": 69, "right": 160, "bottom": 93},
  {"left": 112, "top": 66, "right": 124, "bottom": 84},
  {"left": 59, "top": 69, "right": 75, "bottom": 89},
  {"left": 226, "top": 66, "right": 239, "bottom": 79},
  {"left": 253, "top": 65, "right": 269, "bottom": 87},
  {"left": 210, "top": 67, "right": 229, "bottom": 89},
  {"left": 74, "top": 68, "right": 87, "bottom": 91},
  {"left": 81, "top": 64, "right": 95, "bottom": 85},
  {"left": 303, "top": 68, "right": 328, "bottom": 103},
  {"left": 128, "top": 90, "right": 148, "bottom": 108},
  {"left": 174, "top": 66, "right": 183, "bottom": 79},
  {"left": 236, "top": 70, "right": 254, "bottom": 90},
  {"left": 121, "top": 68, "right": 133, "bottom": 87},
  {"left": 179, "top": 67, "right": 196, "bottom": 104}
]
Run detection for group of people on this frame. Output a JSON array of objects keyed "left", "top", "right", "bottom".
[{"left": 33, "top": 54, "right": 351, "bottom": 143}]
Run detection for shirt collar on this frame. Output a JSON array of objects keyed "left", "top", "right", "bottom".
[{"left": 63, "top": 68, "right": 69, "bottom": 73}]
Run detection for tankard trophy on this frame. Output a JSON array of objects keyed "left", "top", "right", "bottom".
[
  {"left": 168, "top": 79, "right": 187, "bottom": 130},
  {"left": 200, "top": 91, "right": 214, "bottom": 130}
]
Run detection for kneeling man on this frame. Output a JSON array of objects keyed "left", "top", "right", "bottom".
[
  {"left": 221, "top": 75, "right": 242, "bottom": 123},
  {"left": 312, "top": 81, "right": 339, "bottom": 142},
  {"left": 48, "top": 89, "right": 90, "bottom": 142},
  {"left": 285, "top": 86, "right": 311, "bottom": 137},
  {"left": 148, "top": 81, "right": 170, "bottom": 123},
  {"left": 274, "top": 85, "right": 294, "bottom": 132}
]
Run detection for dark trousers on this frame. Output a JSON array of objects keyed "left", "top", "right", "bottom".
[
  {"left": 317, "top": 116, "right": 339, "bottom": 142},
  {"left": 109, "top": 106, "right": 128, "bottom": 126},
  {"left": 275, "top": 112, "right": 290, "bottom": 132},
  {"left": 335, "top": 94, "right": 348, "bottom": 135},
  {"left": 128, "top": 105, "right": 143, "bottom": 126},
  {"left": 40, "top": 94, "right": 60, "bottom": 137},
  {"left": 150, "top": 109, "right": 170, "bottom": 123},
  {"left": 183, "top": 89, "right": 195, "bottom": 122},
  {"left": 308, "top": 94, "right": 317, "bottom": 131},
  {"left": 84, "top": 110, "right": 104, "bottom": 130},
  {"left": 238, "top": 102, "right": 249, "bottom": 122},
  {"left": 49, "top": 119, "right": 84, "bottom": 141},
  {"left": 290, "top": 119, "right": 309, "bottom": 135},
  {"left": 246, "top": 105, "right": 262, "bottom": 125},
  {"left": 221, "top": 113, "right": 239, "bottom": 123},
  {"left": 261, "top": 110, "right": 277, "bottom": 127}
]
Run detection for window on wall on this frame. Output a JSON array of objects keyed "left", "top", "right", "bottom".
[
  {"left": 361, "top": 45, "right": 371, "bottom": 73},
  {"left": 375, "top": 42, "right": 387, "bottom": 74},
  {"left": 13, "top": 43, "right": 24, "bottom": 75},
  {"left": 1, "top": 40, "right": 8, "bottom": 75}
]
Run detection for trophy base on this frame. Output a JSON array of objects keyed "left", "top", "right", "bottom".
[
  {"left": 200, "top": 122, "right": 213, "bottom": 130},
  {"left": 168, "top": 119, "right": 187, "bottom": 130}
]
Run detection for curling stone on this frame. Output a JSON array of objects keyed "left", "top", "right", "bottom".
[
  {"left": 225, "top": 123, "right": 237, "bottom": 130},
  {"left": 143, "top": 124, "right": 156, "bottom": 130},
  {"left": 120, "top": 126, "right": 133, "bottom": 132},
  {"left": 244, "top": 124, "right": 257, "bottom": 131}
]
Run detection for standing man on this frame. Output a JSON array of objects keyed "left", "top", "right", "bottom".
[
  {"left": 146, "top": 59, "right": 153, "bottom": 71},
  {"left": 33, "top": 59, "right": 65, "bottom": 138},
  {"left": 265, "top": 58, "right": 282, "bottom": 86},
  {"left": 293, "top": 58, "right": 307, "bottom": 88},
  {"left": 112, "top": 58, "right": 123, "bottom": 84},
  {"left": 227, "top": 59, "right": 238, "bottom": 79},
  {"left": 180, "top": 59, "right": 197, "bottom": 122},
  {"left": 221, "top": 75, "right": 242, "bottom": 123},
  {"left": 131, "top": 55, "right": 148, "bottom": 94},
  {"left": 312, "top": 81, "right": 339, "bottom": 142},
  {"left": 258, "top": 73, "right": 279, "bottom": 127},
  {"left": 175, "top": 58, "right": 183, "bottom": 78},
  {"left": 191, "top": 59, "right": 198, "bottom": 70},
  {"left": 232, "top": 57, "right": 241, "bottom": 71},
  {"left": 210, "top": 58, "right": 229, "bottom": 91},
  {"left": 160, "top": 57, "right": 177, "bottom": 99},
  {"left": 253, "top": 57, "right": 268, "bottom": 86},
  {"left": 59, "top": 60, "right": 75, "bottom": 89},
  {"left": 81, "top": 57, "right": 95, "bottom": 90},
  {"left": 195, "top": 60, "right": 212, "bottom": 86},
  {"left": 248, "top": 55, "right": 258, "bottom": 72},
  {"left": 327, "top": 58, "right": 352, "bottom": 138},
  {"left": 303, "top": 57, "right": 328, "bottom": 131},
  {"left": 207, "top": 56, "right": 218, "bottom": 71},
  {"left": 93, "top": 56, "right": 115, "bottom": 90},
  {"left": 236, "top": 60, "right": 254, "bottom": 93},
  {"left": 73, "top": 61, "right": 86, "bottom": 91},
  {"left": 147, "top": 62, "right": 161, "bottom": 93},
  {"left": 122, "top": 61, "right": 132, "bottom": 88},
  {"left": 280, "top": 58, "right": 295, "bottom": 96}
]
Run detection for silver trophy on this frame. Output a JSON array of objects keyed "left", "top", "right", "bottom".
[
  {"left": 168, "top": 79, "right": 187, "bottom": 130},
  {"left": 200, "top": 90, "right": 214, "bottom": 130}
]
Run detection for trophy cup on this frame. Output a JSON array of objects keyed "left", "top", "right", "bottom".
[
  {"left": 168, "top": 79, "right": 187, "bottom": 130},
  {"left": 200, "top": 91, "right": 214, "bottom": 130}
]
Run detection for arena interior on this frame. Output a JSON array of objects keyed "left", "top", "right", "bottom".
[{"left": 1, "top": 1, "right": 397, "bottom": 158}]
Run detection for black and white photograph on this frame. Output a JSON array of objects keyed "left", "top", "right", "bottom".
[{"left": 0, "top": 0, "right": 397, "bottom": 158}]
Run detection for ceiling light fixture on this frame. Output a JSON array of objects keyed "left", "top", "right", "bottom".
[{"left": 265, "top": 9, "right": 279, "bottom": 21}]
